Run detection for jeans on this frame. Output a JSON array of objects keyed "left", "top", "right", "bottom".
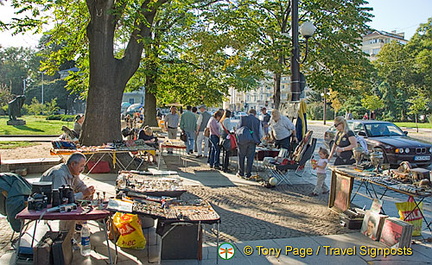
[
  {"left": 237, "top": 142, "right": 256, "bottom": 177},
  {"left": 208, "top": 135, "right": 221, "bottom": 167},
  {"left": 185, "top": 130, "right": 195, "bottom": 153}
]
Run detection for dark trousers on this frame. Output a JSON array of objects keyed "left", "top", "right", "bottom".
[
  {"left": 222, "top": 147, "right": 231, "bottom": 171},
  {"left": 208, "top": 135, "right": 221, "bottom": 167},
  {"left": 275, "top": 136, "right": 291, "bottom": 150},
  {"left": 237, "top": 142, "right": 256, "bottom": 177}
]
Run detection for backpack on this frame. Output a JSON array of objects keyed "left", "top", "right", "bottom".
[{"left": 235, "top": 126, "right": 254, "bottom": 144}]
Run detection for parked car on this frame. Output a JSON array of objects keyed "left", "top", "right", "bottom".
[
  {"left": 124, "top": 103, "right": 143, "bottom": 118},
  {"left": 324, "top": 120, "right": 432, "bottom": 168}
]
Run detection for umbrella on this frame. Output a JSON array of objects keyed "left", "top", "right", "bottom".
[{"left": 295, "top": 100, "right": 307, "bottom": 141}]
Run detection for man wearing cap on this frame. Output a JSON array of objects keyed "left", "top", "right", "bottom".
[
  {"left": 196, "top": 105, "right": 212, "bottom": 158},
  {"left": 164, "top": 106, "right": 180, "bottom": 154}
]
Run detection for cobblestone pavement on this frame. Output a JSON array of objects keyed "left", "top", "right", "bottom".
[{"left": 184, "top": 185, "right": 353, "bottom": 243}]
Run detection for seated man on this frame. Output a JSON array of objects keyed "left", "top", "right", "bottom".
[
  {"left": 39, "top": 152, "right": 95, "bottom": 264},
  {"left": 40, "top": 152, "right": 95, "bottom": 199}
]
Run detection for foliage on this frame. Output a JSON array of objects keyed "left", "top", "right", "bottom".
[
  {"left": 44, "top": 98, "right": 60, "bottom": 115},
  {"left": 0, "top": 46, "right": 39, "bottom": 95},
  {"left": 361, "top": 94, "right": 384, "bottom": 112},
  {"left": 25, "top": 97, "right": 45, "bottom": 115},
  {"left": 24, "top": 97, "right": 61, "bottom": 115},
  {"left": 0, "top": 83, "right": 13, "bottom": 109},
  {"left": 46, "top": 114, "right": 74, "bottom": 121}
]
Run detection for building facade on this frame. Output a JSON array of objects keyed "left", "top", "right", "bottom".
[{"left": 362, "top": 30, "right": 407, "bottom": 61}]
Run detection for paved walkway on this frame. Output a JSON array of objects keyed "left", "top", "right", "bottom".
[{"left": 1, "top": 149, "right": 431, "bottom": 264}]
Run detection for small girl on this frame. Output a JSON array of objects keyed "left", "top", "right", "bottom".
[{"left": 310, "top": 147, "right": 329, "bottom": 196}]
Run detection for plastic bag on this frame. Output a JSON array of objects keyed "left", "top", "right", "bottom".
[
  {"left": 395, "top": 196, "right": 423, "bottom": 236},
  {"left": 112, "top": 212, "right": 146, "bottom": 249}
]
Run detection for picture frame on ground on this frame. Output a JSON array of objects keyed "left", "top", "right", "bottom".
[{"left": 361, "top": 210, "right": 387, "bottom": 241}]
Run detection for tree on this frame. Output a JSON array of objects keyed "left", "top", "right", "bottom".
[
  {"left": 0, "top": 47, "right": 37, "bottom": 95},
  {"left": 4, "top": 0, "right": 373, "bottom": 145},
  {"left": 361, "top": 94, "right": 384, "bottom": 118},
  {"left": 202, "top": 0, "right": 374, "bottom": 109},
  {"left": 407, "top": 95, "right": 428, "bottom": 132}
]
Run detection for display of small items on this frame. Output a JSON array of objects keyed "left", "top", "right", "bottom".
[
  {"left": 363, "top": 161, "right": 432, "bottom": 196},
  {"left": 28, "top": 193, "right": 49, "bottom": 211},
  {"left": 116, "top": 172, "right": 184, "bottom": 192},
  {"left": 132, "top": 197, "right": 219, "bottom": 221}
]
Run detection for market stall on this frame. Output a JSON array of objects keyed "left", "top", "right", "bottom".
[
  {"left": 329, "top": 165, "right": 432, "bottom": 233},
  {"left": 50, "top": 140, "right": 156, "bottom": 173},
  {"left": 108, "top": 171, "right": 221, "bottom": 261}
]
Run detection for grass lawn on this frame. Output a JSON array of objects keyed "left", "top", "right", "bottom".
[
  {"left": 0, "top": 115, "right": 73, "bottom": 135},
  {"left": 0, "top": 141, "right": 39, "bottom": 149},
  {"left": 394, "top": 122, "right": 432, "bottom": 129}
]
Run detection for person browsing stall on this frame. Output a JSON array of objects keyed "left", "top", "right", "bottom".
[
  {"left": 220, "top": 109, "right": 235, "bottom": 173},
  {"left": 237, "top": 109, "right": 263, "bottom": 179},
  {"left": 180, "top": 105, "right": 198, "bottom": 155},
  {"left": 164, "top": 106, "right": 180, "bottom": 154},
  {"left": 207, "top": 110, "right": 223, "bottom": 169},
  {"left": 40, "top": 152, "right": 95, "bottom": 200},
  {"left": 329, "top": 116, "right": 357, "bottom": 165},
  {"left": 269, "top": 109, "right": 297, "bottom": 151},
  {"left": 196, "top": 105, "right": 212, "bottom": 158}
]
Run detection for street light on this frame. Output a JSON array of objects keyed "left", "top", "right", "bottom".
[
  {"left": 41, "top": 72, "right": 44, "bottom": 104},
  {"left": 291, "top": 0, "right": 316, "bottom": 102}
]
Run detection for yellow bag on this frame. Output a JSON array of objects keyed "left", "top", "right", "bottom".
[
  {"left": 112, "top": 212, "right": 146, "bottom": 249},
  {"left": 395, "top": 196, "right": 423, "bottom": 236}
]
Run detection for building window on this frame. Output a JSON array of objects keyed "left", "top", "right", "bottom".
[
  {"left": 129, "top": 98, "right": 134, "bottom": 104},
  {"left": 372, "top": 48, "right": 380, "bottom": 55}
]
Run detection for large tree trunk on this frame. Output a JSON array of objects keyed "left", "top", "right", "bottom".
[
  {"left": 144, "top": 90, "right": 158, "bottom": 127},
  {"left": 81, "top": 0, "right": 163, "bottom": 145}
]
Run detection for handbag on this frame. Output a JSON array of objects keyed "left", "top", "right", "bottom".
[
  {"left": 222, "top": 124, "right": 237, "bottom": 150},
  {"left": 180, "top": 131, "right": 187, "bottom": 142},
  {"left": 204, "top": 127, "right": 210, "bottom": 137}
]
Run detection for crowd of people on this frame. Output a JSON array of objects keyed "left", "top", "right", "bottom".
[{"left": 151, "top": 105, "right": 303, "bottom": 179}]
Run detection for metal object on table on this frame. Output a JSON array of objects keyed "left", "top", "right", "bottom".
[
  {"left": 353, "top": 146, "right": 364, "bottom": 168},
  {"left": 370, "top": 148, "right": 384, "bottom": 173}
]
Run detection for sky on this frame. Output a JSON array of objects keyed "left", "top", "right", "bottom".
[{"left": 0, "top": 0, "right": 431, "bottom": 48}]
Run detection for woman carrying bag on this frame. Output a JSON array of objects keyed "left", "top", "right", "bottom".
[{"left": 220, "top": 110, "right": 236, "bottom": 173}]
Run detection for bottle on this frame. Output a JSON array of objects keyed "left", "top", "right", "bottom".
[{"left": 80, "top": 222, "right": 91, "bottom": 256}]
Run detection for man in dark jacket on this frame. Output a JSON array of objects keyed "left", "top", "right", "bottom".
[{"left": 236, "top": 109, "right": 263, "bottom": 179}]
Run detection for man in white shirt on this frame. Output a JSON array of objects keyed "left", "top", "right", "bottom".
[{"left": 269, "top": 109, "right": 297, "bottom": 151}]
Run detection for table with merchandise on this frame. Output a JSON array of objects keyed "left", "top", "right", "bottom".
[
  {"left": 329, "top": 165, "right": 432, "bottom": 232},
  {"left": 108, "top": 171, "right": 221, "bottom": 261},
  {"left": 50, "top": 140, "right": 156, "bottom": 172}
]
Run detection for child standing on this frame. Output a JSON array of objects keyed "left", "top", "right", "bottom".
[{"left": 310, "top": 147, "right": 329, "bottom": 196}]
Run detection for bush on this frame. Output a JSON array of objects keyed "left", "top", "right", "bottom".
[{"left": 46, "top": 114, "right": 74, "bottom": 121}]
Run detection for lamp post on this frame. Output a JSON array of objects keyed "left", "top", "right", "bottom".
[
  {"left": 321, "top": 89, "right": 330, "bottom": 125},
  {"left": 291, "top": 0, "right": 316, "bottom": 102},
  {"left": 41, "top": 72, "right": 44, "bottom": 104}
]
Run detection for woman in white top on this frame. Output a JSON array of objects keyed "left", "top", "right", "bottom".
[{"left": 220, "top": 110, "right": 234, "bottom": 172}]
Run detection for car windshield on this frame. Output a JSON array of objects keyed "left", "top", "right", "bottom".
[{"left": 364, "top": 123, "right": 404, "bottom": 137}]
